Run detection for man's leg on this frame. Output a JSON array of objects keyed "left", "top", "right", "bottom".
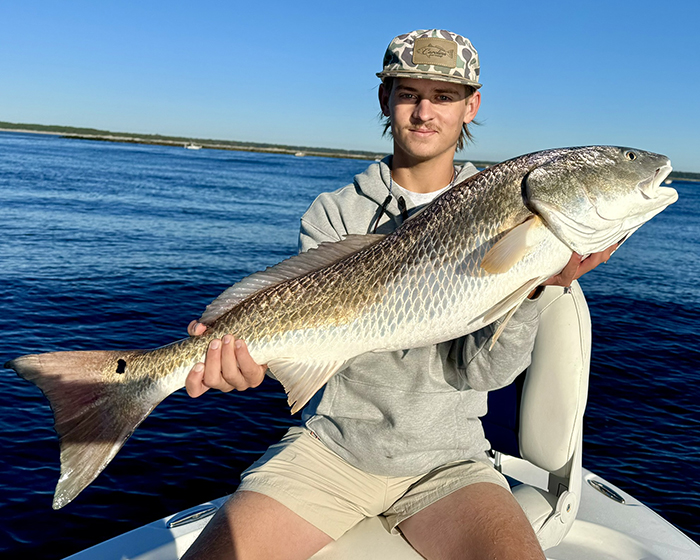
[
  {"left": 399, "top": 482, "right": 545, "bottom": 560},
  {"left": 181, "top": 490, "right": 333, "bottom": 560}
]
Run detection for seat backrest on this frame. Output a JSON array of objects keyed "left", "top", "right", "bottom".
[
  {"left": 483, "top": 281, "right": 591, "bottom": 472},
  {"left": 520, "top": 281, "right": 591, "bottom": 476},
  {"left": 482, "top": 281, "right": 592, "bottom": 549}
]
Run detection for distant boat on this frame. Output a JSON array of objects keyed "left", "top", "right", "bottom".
[
  {"left": 185, "top": 143, "right": 202, "bottom": 150},
  {"left": 664, "top": 179, "right": 673, "bottom": 185},
  {"left": 295, "top": 151, "right": 305, "bottom": 157}
]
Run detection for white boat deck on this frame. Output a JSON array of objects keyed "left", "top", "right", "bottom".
[{"left": 64, "top": 462, "right": 700, "bottom": 560}]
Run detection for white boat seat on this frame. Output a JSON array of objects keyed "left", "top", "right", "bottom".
[{"left": 312, "top": 281, "right": 592, "bottom": 558}]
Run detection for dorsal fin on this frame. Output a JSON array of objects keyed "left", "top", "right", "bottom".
[{"left": 199, "top": 234, "right": 385, "bottom": 325}]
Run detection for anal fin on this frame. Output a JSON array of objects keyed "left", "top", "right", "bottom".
[{"left": 267, "top": 358, "right": 348, "bottom": 414}]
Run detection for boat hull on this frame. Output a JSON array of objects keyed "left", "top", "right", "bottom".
[{"left": 63, "top": 465, "right": 700, "bottom": 560}]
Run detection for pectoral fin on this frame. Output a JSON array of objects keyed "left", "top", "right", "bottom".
[
  {"left": 489, "top": 305, "right": 521, "bottom": 351},
  {"left": 481, "top": 216, "right": 543, "bottom": 274},
  {"left": 267, "top": 358, "right": 348, "bottom": 414}
]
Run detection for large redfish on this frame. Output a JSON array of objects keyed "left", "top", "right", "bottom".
[{"left": 6, "top": 146, "right": 677, "bottom": 509}]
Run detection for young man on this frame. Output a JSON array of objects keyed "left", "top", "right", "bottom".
[{"left": 182, "top": 30, "right": 615, "bottom": 560}]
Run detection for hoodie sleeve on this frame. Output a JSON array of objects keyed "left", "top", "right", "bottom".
[
  {"left": 299, "top": 160, "right": 399, "bottom": 253},
  {"left": 449, "top": 298, "right": 540, "bottom": 392},
  {"left": 298, "top": 187, "right": 358, "bottom": 252},
  {"left": 299, "top": 210, "right": 341, "bottom": 252}
]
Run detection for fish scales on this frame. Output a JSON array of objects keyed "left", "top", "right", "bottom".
[
  {"left": 246, "top": 161, "right": 526, "bottom": 356},
  {"left": 5, "top": 146, "right": 677, "bottom": 508}
]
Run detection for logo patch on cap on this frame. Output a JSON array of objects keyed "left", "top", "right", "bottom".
[{"left": 412, "top": 37, "right": 457, "bottom": 68}]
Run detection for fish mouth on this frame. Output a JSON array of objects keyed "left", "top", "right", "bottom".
[
  {"left": 638, "top": 163, "right": 673, "bottom": 199},
  {"left": 592, "top": 160, "right": 677, "bottom": 223}
]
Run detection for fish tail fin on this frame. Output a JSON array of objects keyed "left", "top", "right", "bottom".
[{"left": 5, "top": 349, "right": 171, "bottom": 509}]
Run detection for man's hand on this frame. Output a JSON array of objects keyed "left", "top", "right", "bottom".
[
  {"left": 543, "top": 243, "right": 619, "bottom": 288},
  {"left": 185, "top": 320, "right": 267, "bottom": 398}
]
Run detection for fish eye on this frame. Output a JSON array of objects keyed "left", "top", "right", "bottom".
[{"left": 625, "top": 151, "right": 637, "bottom": 161}]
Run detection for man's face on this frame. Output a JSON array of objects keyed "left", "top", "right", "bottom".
[{"left": 379, "top": 78, "right": 480, "bottom": 165}]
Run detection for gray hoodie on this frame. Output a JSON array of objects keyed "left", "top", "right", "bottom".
[{"left": 298, "top": 157, "right": 540, "bottom": 476}]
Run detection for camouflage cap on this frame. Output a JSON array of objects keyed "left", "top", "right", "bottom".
[{"left": 377, "top": 29, "right": 481, "bottom": 89}]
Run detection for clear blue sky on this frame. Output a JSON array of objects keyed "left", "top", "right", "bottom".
[{"left": 1, "top": 0, "right": 698, "bottom": 171}]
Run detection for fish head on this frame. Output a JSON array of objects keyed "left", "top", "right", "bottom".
[{"left": 524, "top": 146, "right": 677, "bottom": 255}]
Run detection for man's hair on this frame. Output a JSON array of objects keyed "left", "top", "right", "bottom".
[{"left": 379, "top": 77, "right": 479, "bottom": 152}]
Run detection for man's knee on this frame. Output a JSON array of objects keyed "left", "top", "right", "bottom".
[
  {"left": 182, "top": 491, "right": 333, "bottom": 560},
  {"left": 399, "top": 483, "right": 545, "bottom": 560}
]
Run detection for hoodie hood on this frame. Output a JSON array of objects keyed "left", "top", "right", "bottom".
[
  {"left": 355, "top": 155, "right": 480, "bottom": 219},
  {"left": 299, "top": 157, "right": 480, "bottom": 251}
]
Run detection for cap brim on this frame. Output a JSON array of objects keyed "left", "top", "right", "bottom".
[{"left": 376, "top": 70, "right": 482, "bottom": 89}]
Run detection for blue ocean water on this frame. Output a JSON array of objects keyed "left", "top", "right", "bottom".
[{"left": 0, "top": 131, "right": 697, "bottom": 557}]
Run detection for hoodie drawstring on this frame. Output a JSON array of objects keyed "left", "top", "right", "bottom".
[
  {"left": 372, "top": 195, "right": 393, "bottom": 234},
  {"left": 397, "top": 196, "right": 408, "bottom": 222},
  {"left": 372, "top": 195, "right": 409, "bottom": 234}
]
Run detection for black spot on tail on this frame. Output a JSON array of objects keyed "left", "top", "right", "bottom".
[{"left": 116, "top": 359, "right": 127, "bottom": 374}]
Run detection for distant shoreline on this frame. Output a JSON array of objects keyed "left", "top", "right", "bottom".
[
  {"left": 0, "top": 121, "right": 496, "bottom": 170},
  {"left": 1, "top": 122, "right": 698, "bottom": 181},
  {"left": 0, "top": 125, "right": 389, "bottom": 162}
]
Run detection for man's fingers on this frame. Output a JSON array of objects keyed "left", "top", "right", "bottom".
[
  {"left": 203, "top": 339, "right": 235, "bottom": 393},
  {"left": 218, "top": 337, "right": 265, "bottom": 390},
  {"left": 578, "top": 253, "right": 604, "bottom": 276},
  {"left": 187, "top": 320, "right": 208, "bottom": 337},
  {"left": 234, "top": 339, "right": 267, "bottom": 388},
  {"left": 220, "top": 335, "right": 248, "bottom": 390},
  {"left": 542, "top": 252, "right": 583, "bottom": 287},
  {"left": 184, "top": 334, "right": 266, "bottom": 398},
  {"left": 185, "top": 363, "right": 210, "bottom": 398},
  {"left": 557, "top": 253, "right": 583, "bottom": 285},
  {"left": 578, "top": 243, "right": 619, "bottom": 277}
]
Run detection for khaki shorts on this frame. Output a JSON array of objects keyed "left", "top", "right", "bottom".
[{"left": 238, "top": 426, "right": 510, "bottom": 540}]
